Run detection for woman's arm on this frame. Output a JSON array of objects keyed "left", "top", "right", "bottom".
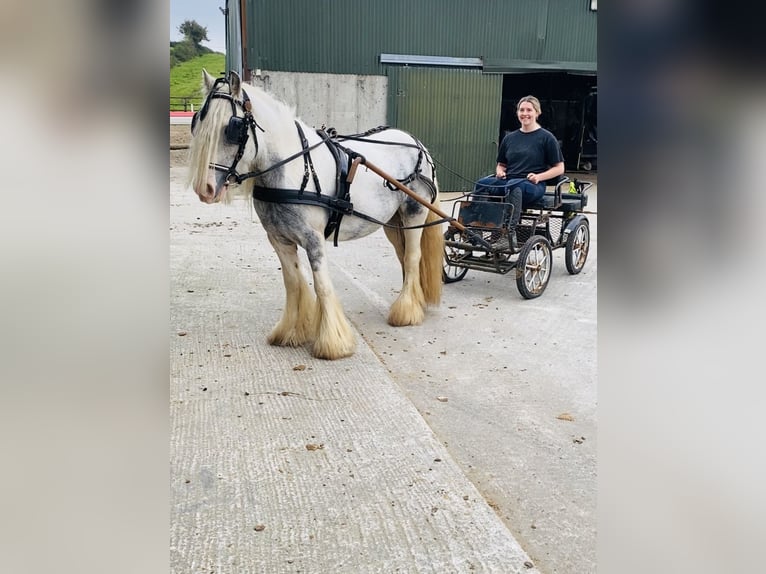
[{"left": 526, "top": 161, "right": 564, "bottom": 184}]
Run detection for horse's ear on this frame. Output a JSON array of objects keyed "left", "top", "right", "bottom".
[
  {"left": 201, "top": 68, "right": 216, "bottom": 93},
  {"left": 229, "top": 70, "right": 242, "bottom": 96}
]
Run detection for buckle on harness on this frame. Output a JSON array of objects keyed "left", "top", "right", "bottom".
[{"left": 327, "top": 197, "right": 353, "bottom": 214}]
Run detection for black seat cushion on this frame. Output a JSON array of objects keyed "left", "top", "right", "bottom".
[{"left": 525, "top": 192, "right": 587, "bottom": 212}]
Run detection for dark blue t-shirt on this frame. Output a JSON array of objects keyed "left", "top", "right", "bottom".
[{"left": 496, "top": 128, "right": 563, "bottom": 179}]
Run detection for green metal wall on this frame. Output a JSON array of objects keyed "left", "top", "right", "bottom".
[
  {"left": 388, "top": 68, "right": 502, "bottom": 193},
  {"left": 244, "top": 0, "right": 596, "bottom": 75},
  {"left": 241, "top": 0, "right": 595, "bottom": 188}
]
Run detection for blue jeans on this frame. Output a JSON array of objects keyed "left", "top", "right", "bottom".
[{"left": 473, "top": 176, "right": 546, "bottom": 205}]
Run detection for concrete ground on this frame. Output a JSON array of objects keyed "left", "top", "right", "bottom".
[{"left": 170, "top": 161, "right": 597, "bottom": 573}]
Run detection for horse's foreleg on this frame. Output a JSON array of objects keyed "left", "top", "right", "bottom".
[
  {"left": 387, "top": 227, "right": 427, "bottom": 326},
  {"left": 266, "top": 236, "right": 317, "bottom": 347},
  {"left": 306, "top": 245, "right": 356, "bottom": 360}
]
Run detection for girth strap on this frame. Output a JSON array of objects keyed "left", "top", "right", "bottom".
[
  {"left": 251, "top": 185, "right": 450, "bottom": 232},
  {"left": 252, "top": 186, "right": 354, "bottom": 215}
]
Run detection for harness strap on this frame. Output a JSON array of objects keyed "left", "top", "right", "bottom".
[
  {"left": 333, "top": 126, "right": 424, "bottom": 151},
  {"left": 319, "top": 132, "right": 351, "bottom": 246},
  {"left": 295, "top": 124, "right": 351, "bottom": 243},
  {"left": 252, "top": 186, "right": 355, "bottom": 219},
  {"left": 251, "top": 126, "right": 354, "bottom": 245},
  {"left": 235, "top": 132, "right": 331, "bottom": 182},
  {"left": 251, "top": 186, "right": 450, "bottom": 232},
  {"left": 295, "top": 122, "right": 322, "bottom": 194},
  {"left": 327, "top": 128, "right": 438, "bottom": 203}
]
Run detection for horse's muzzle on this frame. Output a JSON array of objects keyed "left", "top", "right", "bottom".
[
  {"left": 195, "top": 181, "right": 227, "bottom": 204},
  {"left": 196, "top": 169, "right": 232, "bottom": 203},
  {"left": 212, "top": 172, "right": 232, "bottom": 200}
]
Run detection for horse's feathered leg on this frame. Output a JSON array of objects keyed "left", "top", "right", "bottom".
[
  {"left": 387, "top": 225, "right": 427, "bottom": 326},
  {"left": 265, "top": 234, "right": 317, "bottom": 347},
  {"left": 305, "top": 240, "right": 356, "bottom": 360},
  {"left": 417, "top": 202, "right": 444, "bottom": 306},
  {"left": 383, "top": 218, "right": 406, "bottom": 280},
  {"left": 385, "top": 198, "right": 444, "bottom": 326}
]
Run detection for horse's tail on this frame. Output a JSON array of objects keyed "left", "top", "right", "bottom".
[{"left": 419, "top": 200, "right": 444, "bottom": 306}]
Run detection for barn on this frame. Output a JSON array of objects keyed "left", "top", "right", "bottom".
[{"left": 221, "top": 0, "right": 597, "bottom": 192}]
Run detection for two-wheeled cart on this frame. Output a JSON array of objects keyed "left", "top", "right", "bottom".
[{"left": 443, "top": 177, "right": 593, "bottom": 299}]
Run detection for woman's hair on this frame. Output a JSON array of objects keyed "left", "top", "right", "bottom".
[{"left": 517, "top": 95, "right": 542, "bottom": 115}]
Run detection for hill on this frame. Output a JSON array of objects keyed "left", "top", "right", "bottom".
[{"left": 170, "top": 53, "right": 226, "bottom": 110}]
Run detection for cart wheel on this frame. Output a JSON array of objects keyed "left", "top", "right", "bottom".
[
  {"left": 565, "top": 220, "right": 590, "bottom": 275},
  {"left": 515, "top": 235, "right": 552, "bottom": 299},
  {"left": 443, "top": 227, "right": 469, "bottom": 283}
]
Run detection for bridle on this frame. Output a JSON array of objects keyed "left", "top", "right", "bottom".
[{"left": 191, "top": 76, "right": 264, "bottom": 192}]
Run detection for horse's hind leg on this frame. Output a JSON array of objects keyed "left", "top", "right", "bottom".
[
  {"left": 386, "top": 225, "right": 427, "bottom": 327},
  {"left": 383, "top": 223, "right": 405, "bottom": 280},
  {"left": 266, "top": 235, "right": 317, "bottom": 347},
  {"left": 305, "top": 240, "right": 356, "bottom": 360}
]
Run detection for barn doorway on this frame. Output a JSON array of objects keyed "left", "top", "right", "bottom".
[{"left": 500, "top": 72, "right": 597, "bottom": 172}]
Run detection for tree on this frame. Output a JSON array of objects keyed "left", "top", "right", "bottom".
[
  {"left": 172, "top": 40, "right": 198, "bottom": 65},
  {"left": 178, "top": 20, "right": 209, "bottom": 48}
]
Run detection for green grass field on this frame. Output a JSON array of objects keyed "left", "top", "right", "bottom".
[{"left": 170, "top": 53, "right": 225, "bottom": 110}]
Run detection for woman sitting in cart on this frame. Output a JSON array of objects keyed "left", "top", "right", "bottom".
[{"left": 473, "top": 95, "right": 565, "bottom": 247}]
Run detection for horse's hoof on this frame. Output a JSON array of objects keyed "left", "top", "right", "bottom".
[
  {"left": 267, "top": 331, "right": 309, "bottom": 347},
  {"left": 311, "top": 340, "right": 356, "bottom": 360},
  {"left": 387, "top": 307, "right": 425, "bottom": 327}
]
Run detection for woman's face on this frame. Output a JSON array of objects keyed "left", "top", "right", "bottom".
[{"left": 517, "top": 101, "right": 539, "bottom": 130}]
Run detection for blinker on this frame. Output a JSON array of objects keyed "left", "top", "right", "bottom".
[{"left": 225, "top": 116, "right": 246, "bottom": 145}]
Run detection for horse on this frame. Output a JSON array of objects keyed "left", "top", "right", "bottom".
[{"left": 187, "top": 70, "right": 444, "bottom": 360}]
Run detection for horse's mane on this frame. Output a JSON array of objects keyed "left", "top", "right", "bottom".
[
  {"left": 186, "top": 81, "right": 301, "bottom": 203},
  {"left": 246, "top": 84, "right": 298, "bottom": 130}
]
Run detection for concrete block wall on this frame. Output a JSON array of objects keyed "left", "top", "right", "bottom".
[{"left": 248, "top": 71, "right": 388, "bottom": 134}]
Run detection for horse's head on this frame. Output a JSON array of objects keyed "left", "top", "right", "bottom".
[{"left": 187, "top": 69, "right": 261, "bottom": 204}]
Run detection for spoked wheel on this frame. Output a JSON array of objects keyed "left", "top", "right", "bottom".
[
  {"left": 443, "top": 227, "right": 469, "bottom": 283},
  {"left": 515, "top": 235, "right": 553, "bottom": 299},
  {"left": 565, "top": 219, "right": 590, "bottom": 275}
]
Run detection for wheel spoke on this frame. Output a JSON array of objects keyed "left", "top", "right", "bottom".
[
  {"left": 524, "top": 245, "right": 545, "bottom": 292},
  {"left": 572, "top": 245, "right": 581, "bottom": 266}
]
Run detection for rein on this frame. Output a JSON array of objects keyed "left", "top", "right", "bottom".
[{"left": 235, "top": 129, "right": 332, "bottom": 182}]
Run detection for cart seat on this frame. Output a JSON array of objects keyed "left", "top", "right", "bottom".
[
  {"left": 524, "top": 176, "right": 589, "bottom": 213},
  {"left": 526, "top": 191, "right": 588, "bottom": 212}
]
